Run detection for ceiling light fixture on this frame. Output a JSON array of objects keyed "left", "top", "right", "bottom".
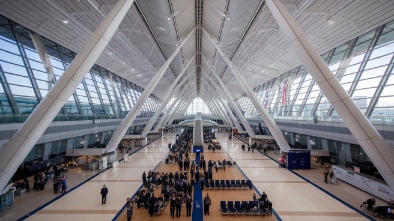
[
  {"left": 138, "top": 74, "right": 141, "bottom": 77},
  {"left": 109, "top": 52, "right": 112, "bottom": 55},
  {"left": 227, "top": 17, "right": 230, "bottom": 21},
  {"left": 167, "top": 17, "right": 171, "bottom": 21},
  {"left": 132, "top": 68, "right": 135, "bottom": 71},
  {"left": 63, "top": 19, "right": 69, "bottom": 24},
  {"left": 122, "top": 62, "right": 125, "bottom": 65}
]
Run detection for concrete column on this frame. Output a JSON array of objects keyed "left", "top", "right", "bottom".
[
  {"left": 0, "top": 0, "right": 135, "bottom": 193},
  {"left": 266, "top": 0, "right": 394, "bottom": 190},
  {"left": 140, "top": 55, "right": 195, "bottom": 137},
  {"left": 105, "top": 28, "right": 195, "bottom": 151},
  {"left": 203, "top": 28, "right": 289, "bottom": 150}
]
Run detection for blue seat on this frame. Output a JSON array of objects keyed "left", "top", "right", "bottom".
[
  {"left": 249, "top": 201, "right": 258, "bottom": 214},
  {"left": 242, "top": 201, "right": 251, "bottom": 214},
  {"left": 236, "top": 180, "right": 242, "bottom": 189},
  {"left": 246, "top": 180, "right": 253, "bottom": 190},
  {"left": 226, "top": 180, "right": 231, "bottom": 189},
  {"left": 230, "top": 180, "right": 236, "bottom": 189},
  {"left": 228, "top": 201, "right": 236, "bottom": 214},
  {"left": 241, "top": 180, "right": 246, "bottom": 189},
  {"left": 215, "top": 180, "right": 221, "bottom": 189},
  {"left": 209, "top": 179, "right": 215, "bottom": 189},
  {"left": 220, "top": 180, "right": 226, "bottom": 189},
  {"left": 235, "top": 201, "right": 243, "bottom": 214},
  {"left": 259, "top": 201, "right": 267, "bottom": 215},
  {"left": 204, "top": 180, "right": 209, "bottom": 188},
  {"left": 220, "top": 201, "right": 228, "bottom": 214}
]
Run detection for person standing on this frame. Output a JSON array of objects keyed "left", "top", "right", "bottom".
[
  {"left": 185, "top": 194, "right": 192, "bottom": 217},
  {"left": 222, "top": 159, "right": 226, "bottom": 171},
  {"left": 175, "top": 195, "right": 182, "bottom": 217},
  {"left": 323, "top": 168, "right": 329, "bottom": 184},
  {"left": 170, "top": 194, "right": 176, "bottom": 218},
  {"left": 148, "top": 196, "right": 155, "bottom": 217},
  {"left": 203, "top": 193, "right": 211, "bottom": 215},
  {"left": 126, "top": 198, "right": 134, "bottom": 221},
  {"left": 61, "top": 178, "right": 67, "bottom": 193},
  {"left": 100, "top": 184, "right": 108, "bottom": 205}
]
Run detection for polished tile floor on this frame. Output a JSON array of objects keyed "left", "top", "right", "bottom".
[{"left": 0, "top": 131, "right": 383, "bottom": 221}]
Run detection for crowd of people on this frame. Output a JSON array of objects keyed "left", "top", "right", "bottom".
[
  {"left": 14, "top": 164, "right": 69, "bottom": 195},
  {"left": 134, "top": 129, "right": 195, "bottom": 218},
  {"left": 361, "top": 198, "right": 394, "bottom": 218},
  {"left": 252, "top": 192, "right": 273, "bottom": 214}
]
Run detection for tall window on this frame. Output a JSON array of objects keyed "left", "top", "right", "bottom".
[{"left": 186, "top": 97, "right": 211, "bottom": 115}]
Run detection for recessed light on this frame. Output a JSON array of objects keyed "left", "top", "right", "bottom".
[
  {"left": 138, "top": 74, "right": 141, "bottom": 77},
  {"left": 122, "top": 62, "right": 125, "bottom": 65},
  {"left": 132, "top": 68, "right": 135, "bottom": 71},
  {"left": 227, "top": 17, "right": 230, "bottom": 21},
  {"left": 167, "top": 17, "right": 171, "bottom": 21},
  {"left": 63, "top": 19, "right": 69, "bottom": 24},
  {"left": 109, "top": 52, "right": 112, "bottom": 55}
]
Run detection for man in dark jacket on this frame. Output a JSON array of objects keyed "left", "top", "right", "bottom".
[
  {"left": 204, "top": 193, "right": 211, "bottom": 215},
  {"left": 170, "top": 194, "right": 176, "bottom": 218},
  {"left": 100, "top": 185, "right": 108, "bottom": 205},
  {"left": 186, "top": 194, "right": 192, "bottom": 217}
]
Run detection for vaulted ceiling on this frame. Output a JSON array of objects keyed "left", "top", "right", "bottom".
[{"left": 1, "top": 0, "right": 394, "bottom": 110}]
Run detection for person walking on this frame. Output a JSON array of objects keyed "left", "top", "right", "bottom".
[
  {"left": 126, "top": 198, "right": 134, "bottom": 221},
  {"left": 323, "top": 168, "right": 329, "bottom": 184},
  {"left": 100, "top": 184, "right": 108, "bottom": 205},
  {"left": 186, "top": 194, "right": 192, "bottom": 217},
  {"left": 203, "top": 193, "right": 211, "bottom": 215}
]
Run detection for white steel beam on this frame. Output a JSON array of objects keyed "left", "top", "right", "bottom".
[
  {"left": 202, "top": 27, "right": 290, "bottom": 150},
  {"left": 106, "top": 28, "right": 195, "bottom": 151},
  {"left": 0, "top": 0, "right": 135, "bottom": 193},
  {"left": 266, "top": 0, "right": 394, "bottom": 190}
]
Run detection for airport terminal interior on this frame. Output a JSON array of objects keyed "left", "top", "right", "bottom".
[{"left": 0, "top": 0, "right": 394, "bottom": 220}]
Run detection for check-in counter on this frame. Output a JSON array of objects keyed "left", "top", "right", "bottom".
[{"left": 332, "top": 165, "right": 394, "bottom": 202}]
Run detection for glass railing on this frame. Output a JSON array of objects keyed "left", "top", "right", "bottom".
[
  {"left": 245, "top": 114, "right": 394, "bottom": 125},
  {"left": 0, "top": 114, "right": 125, "bottom": 124}
]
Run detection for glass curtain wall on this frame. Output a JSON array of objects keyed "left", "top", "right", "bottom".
[
  {"left": 237, "top": 19, "right": 394, "bottom": 125},
  {"left": 0, "top": 16, "right": 149, "bottom": 122}
]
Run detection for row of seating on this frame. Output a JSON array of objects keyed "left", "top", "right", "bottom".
[
  {"left": 220, "top": 200, "right": 271, "bottom": 215},
  {"left": 204, "top": 179, "right": 252, "bottom": 190}
]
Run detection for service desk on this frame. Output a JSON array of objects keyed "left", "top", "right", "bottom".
[{"left": 332, "top": 165, "right": 394, "bottom": 202}]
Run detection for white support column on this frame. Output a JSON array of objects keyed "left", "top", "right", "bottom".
[
  {"left": 106, "top": 28, "right": 195, "bottom": 151},
  {"left": 266, "top": 0, "right": 394, "bottom": 190},
  {"left": 167, "top": 95, "right": 193, "bottom": 125},
  {"left": 204, "top": 94, "right": 231, "bottom": 126},
  {"left": 140, "top": 56, "right": 193, "bottom": 138},
  {"left": 218, "top": 97, "right": 239, "bottom": 129},
  {"left": 203, "top": 79, "right": 235, "bottom": 127},
  {"left": 209, "top": 97, "right": 231, "bottom": 126},
  {"left": 0, "top": 0, "right": 135, "bottom": 193},
  {"left": 153, "top": 97, "right": 180, "bottom": 132},
  {"left": 163, "top": 86, "right": 195, "bottom": 126},
  {"left": 203, "top": 27, "right": 289, "bottom": 150},
  {"left": 161, "top": 86, "right": 192, "bottom": 128},
  {"left": 215, "top": 99, "right": 234, "bottom": 127},
  {"left": 202, "top": 68, "right": 255, "bottom": 137}
]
